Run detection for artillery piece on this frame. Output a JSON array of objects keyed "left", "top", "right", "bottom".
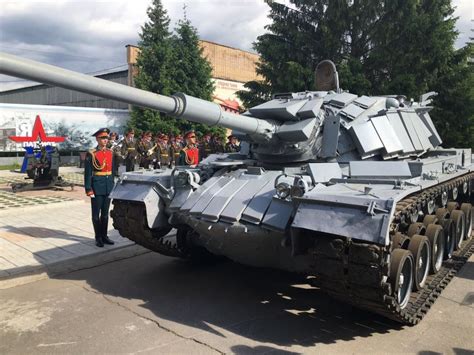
[
  {"left": 10, "top": 142, "right": 73, "bottom": 192},
  {"left": 1, "top": 52, "right": 472, "bottom": 325}
]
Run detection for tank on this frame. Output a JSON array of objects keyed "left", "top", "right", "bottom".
[{"left": 1, "top": 52, "right": 472, "bottom": 325}]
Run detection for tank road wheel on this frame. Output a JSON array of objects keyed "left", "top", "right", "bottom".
[
  {"left": 435, "top": 207, "right": 450, "bottom": 221},
  {"left": 446, "top": 202, "right": 459, "bottom": 213},
  {"left": 441, "top": 218, "right": 455, "bottom": 260},
  {"left": 422, "top": 215, "right": 438, "bottom": 227},
  {"left": 460, "top": 203, "right": 473, "bottom": 240},
  {"left": 407, "top": 222, "right": 426, "bottom": 237},
  {"left": 389, "top": 249, "right": 414, "bottom": 309},
  {"left": 407, "top": 235, "right": 431, "bottom": 291},
  {"left": 451, "top": 210, "right": 465, "bottom": 250},
  {"left": 425, "top": 224, "right": 445, "bottom": 274},
  {"left": 391, "top": 232, "right": 410, "bottom": 250}
]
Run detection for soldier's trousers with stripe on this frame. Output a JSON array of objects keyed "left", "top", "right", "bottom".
[{"left": 91, "top": 195, "right": 111, "bottom": 242}]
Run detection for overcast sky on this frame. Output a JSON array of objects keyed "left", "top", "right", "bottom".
[{"left": 0, "top": 0, "right": 472, "bottom": 91}]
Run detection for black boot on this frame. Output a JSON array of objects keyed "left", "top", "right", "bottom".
[
  {"left": 102, "top": 236, "right": 114, "bottom": 245},
  {"left": 100, "top": 217, "right": 114, "bottom": 245},
  {"left": 93, "top": 219, "right": 104, "bottom": 247}
]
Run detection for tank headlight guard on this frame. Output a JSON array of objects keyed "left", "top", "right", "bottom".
[{"left": 291, "top": 177, "right": 308, "bottom": 198}]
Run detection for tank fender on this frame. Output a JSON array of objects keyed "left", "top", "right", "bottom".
[
  {"left": 110, "top": 173, "right": 171, "bottom": 229},
  {"left": 292, "top": 194, "right": 395, "bottom": 245}
]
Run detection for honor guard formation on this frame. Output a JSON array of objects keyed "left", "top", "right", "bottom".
[
  {"left": 85, "top": 127, "right": 239, "bottom": 247},
  {"left": 111, "top": 129, "right": 239, "bottom": 172}
]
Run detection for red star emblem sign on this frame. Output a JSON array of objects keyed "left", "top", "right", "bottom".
[{"left": 9, "top": 115, "right": 66, "bottom": 143}]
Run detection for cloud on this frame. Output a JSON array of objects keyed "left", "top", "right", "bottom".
[
  {"left": 452, "top": 0, "right": 473, "bottom": 48},
  {"left": 0, "top": 0, "right": 471, "bottom": 91},
  {"left": 0, "top": 0, "right": 270, "bottom": 90}
]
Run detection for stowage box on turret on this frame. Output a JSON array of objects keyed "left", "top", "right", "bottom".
[{"left": 1, "top": 53, "right": 472, "bottom": 325}]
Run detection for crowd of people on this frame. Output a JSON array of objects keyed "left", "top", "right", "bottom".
[{"left": 107, "top": 129, "right": 240, "bottom": 172}]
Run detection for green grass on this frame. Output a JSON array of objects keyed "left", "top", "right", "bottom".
[{"left": 0, "top": 163, "right": 21, "bottom": 171}]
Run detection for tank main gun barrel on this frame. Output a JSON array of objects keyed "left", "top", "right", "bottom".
[{"left": 0, "top": 52, "right": 275, "bottom": 137}]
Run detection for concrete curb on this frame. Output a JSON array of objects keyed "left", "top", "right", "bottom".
[{"left": 0, "top": 243, "right": 150, "bottom": 289}]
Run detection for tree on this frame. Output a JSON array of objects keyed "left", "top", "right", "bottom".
[
  {"left": 430, "top": 44, "right": 474, "bottom": 148},
  {"left": 128, "top": 0, "right": 175, "bottom": 134},
  {"left": 238, "top": 0, "right": 473, "bottom": 147},
  {"left": 171, "top": 17, "right": 223, "bottom": 137},
  {"left": 128, "top": 2, "right": 223, "bottom": 138}
]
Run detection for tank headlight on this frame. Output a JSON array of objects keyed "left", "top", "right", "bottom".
[{"left": 276, "top": 182, "right": 291, "bottom": 199}]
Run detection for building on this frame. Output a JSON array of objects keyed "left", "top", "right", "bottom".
[{"left": 0, "top": 41, "right": 261, "bottom": 113}]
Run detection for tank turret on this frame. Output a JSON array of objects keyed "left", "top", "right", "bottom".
[{"left": 1, "top": 52, "right": 473, "bottom": 326}]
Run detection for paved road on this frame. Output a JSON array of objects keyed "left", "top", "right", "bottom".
[{"left": 1, "top": 252, "right": 473, "bottom": 354}]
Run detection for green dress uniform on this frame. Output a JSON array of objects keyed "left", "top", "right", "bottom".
[
  {"left": 200, "top": 140, "right": 214, "bottom": 160},
  {"left": 225, "top": 142, "right": 240, "bottom": 153},
  {"left": 136, "top": 139, "right": 155, "bottom": 169},
  {"left": 120, "top": 137, "right": 138, "bottom": 172},
  {"left": 157, "top": 142, "right": 174, "bottom": 168},
  {"left": 172, "top": 141, "right": 182, "bottom": 163}
]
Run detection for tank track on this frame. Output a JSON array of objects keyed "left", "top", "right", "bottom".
[
  {"left": 310, "top": 172, "right": 474, "bottom": 325},
  {"left": 111, "top": 200, "right": 185, "bottom": 258}
]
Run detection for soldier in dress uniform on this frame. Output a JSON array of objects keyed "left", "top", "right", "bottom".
[
  {"left": 152, "top": 133, "right": 162, "bottom": 169},
  {"left": 157, "top": 134, "right": 174, "bottom": 169},
  {"left": 136, "top": 131, "right": 155, "bottom": 169},
  {"left": 212, "top": 135, "right": 225, "bottom": 153},
  {"left": 108, "top": 131, "right": 120, "bottom": 176},
  {"left": 84, "top": 128, "right": 116, "bottom": 247},
  {"left": 225, "top": 135, "right": 240, "bottom": 153},
  {"left": 178, "top": 130, "right": 199, "bottom": 167},
  {"left": 172, "top": 134, "right": 183, "bottom": 163},
  {"left": 120, "top": 129, "right": 137, "bottom": 172},
  {"left": 200, "top": 132, "right": 213, "bottom": 160}
]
